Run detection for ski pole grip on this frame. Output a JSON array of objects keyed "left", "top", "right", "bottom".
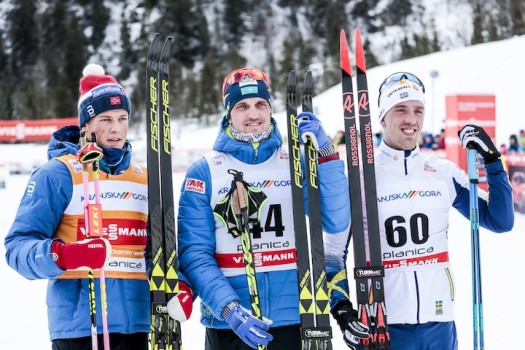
[
  {"left": 235, "top": 181, "right": 248, "bottom": 210},
  {"left": 467, "top": 149, "right": 479, "bottom": 184}
]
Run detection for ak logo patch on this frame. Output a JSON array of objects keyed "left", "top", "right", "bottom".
[{"left": 185, "top": 178, "right": 205, "bottom": 194}]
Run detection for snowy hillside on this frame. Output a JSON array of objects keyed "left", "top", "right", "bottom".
[{"left": 1, "top": 34, "right": 525, "bottom": 349}]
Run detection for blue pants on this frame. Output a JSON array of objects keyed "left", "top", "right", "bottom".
[{"left": 389, "top": 322, "right": 458, "bottom": 350}]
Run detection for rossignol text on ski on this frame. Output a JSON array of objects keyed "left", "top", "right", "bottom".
[{"left": 340, "top": 28, "right": 390, "bottom": 350}]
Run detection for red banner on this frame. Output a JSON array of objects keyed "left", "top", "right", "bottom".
[
  {"left": 0, "top": 118, "right": 77, "bottom": 142},
  {"left": 445, "top": 95, "right": 496, "bottom": 189}
]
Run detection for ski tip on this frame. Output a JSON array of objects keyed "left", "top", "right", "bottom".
[
  {"left": 340, "top": 29, "right": 352, "bottom": 76},
  {"left": 303, "top": 71, "right": 313, "bottom": 93},
  {"left": 355, "top": 27, "right": 366, "bottom": 73},
  {"left": 147, "top": 35, "right": 162, "bottom": 70},
  {"left": 287, "top": 70, "right": 296, "bottom": 89},
  {"left": 161, "top": 36, "right": 173, "bottom": 56}
]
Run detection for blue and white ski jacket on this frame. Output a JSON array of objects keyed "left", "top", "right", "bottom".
[
  {"left": 326, "top": 142, "right": 514, "bottom": 324},
  {"left": 177, "top": 118, "right": 350, "bottom": 329},
  {"left": 4, "top": 126, "right": 151, "bottom": 340}
]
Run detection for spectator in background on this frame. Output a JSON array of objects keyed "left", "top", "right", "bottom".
[
  {"left": 375, "top": 131, "right": 383, "bottom": 146},
  {"left": 421, "top": 132, "right": 435, "bottom": 149},
  {"left": 433, "top": 134, "right": 445, "bottom": 150},
  {"left": 519, "top": 129, "right": 525, "bottom": 152},
  {"left": 509, "top": 134, "right": 520, "bottom": 153},
  {"left": 500, "top": 144, "right": 509, "bottom": 155},
  {"left": 436, "top": 129, "right": 446, "bottom": 149},
  {"left": 332, "top": 129, "right": 345, "bottom": 148}
]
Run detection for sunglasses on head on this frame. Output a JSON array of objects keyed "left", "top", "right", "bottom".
[
  {"left": 378, "top": 72, "right": 425, "bottom": 103},
  {"left": 222, "top": 68, "right": 270, "bottom": 97}
]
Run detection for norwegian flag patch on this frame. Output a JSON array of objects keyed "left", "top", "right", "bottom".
[
  {"left": 110, "top": 96, "right": 122, "bottom": 106},
  {"left": 185, "top": 178, "right": 205, "bottom": 194}
]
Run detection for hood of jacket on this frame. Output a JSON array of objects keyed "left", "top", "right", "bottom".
[{"left": 213, "top": 117, "right": 283, "bottom": 164}]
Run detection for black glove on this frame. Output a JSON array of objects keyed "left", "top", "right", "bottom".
[
  {"left": 458, "top": 124, "right": 501, "bottom": 164},
  {"left": 331, "top": 300, "right": 370, "bottom": 349}
]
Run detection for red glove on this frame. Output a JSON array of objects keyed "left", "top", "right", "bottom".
[
  {"left": 51, "top": 238, "right": 111, "bottom": 270},
  {"left": 167, "top": 281, "right": 193, "bottom": 322}
]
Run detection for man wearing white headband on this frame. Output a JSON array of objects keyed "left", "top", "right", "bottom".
[{"left": 331, "top": 72, "right": 514, "bottom": 350}]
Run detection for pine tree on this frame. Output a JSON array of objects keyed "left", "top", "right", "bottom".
[
  {"left": 399, "top": 35, "right": 415, "bottom": 60},
  {"left": 305, "top": 0, "right": 331, "bottom": 38},
  {"left": 89, "top": 0, "right": 110, "bottom": 49},
  {"left": 413, "top": 31, "right": 431, "bottom": 56},
  {"left": 471, "top": 2, "right": 486, "bottom": 45},
  {"left": 42, "top": 0, "right": 68, "bottom": 118},
  {"left": 0, "top": 31, "right": 12, "bottom": 118},
  {"left": 61, "top": 15, "right": 87, "bottom": 118},
  {"left": 223, "top": 0, "right": 248, "bottom": 45},
  {"left": 277, "top": 39, "right": 296, "bottom": 100},
  {"left": 161, "top": 0, "right": 209, "bottom": 67},
  {"left": 487, "top": 14, "right": 499, "bottom": 41},
  {"left": 8, "top": 0, "right": 39, "bottom": 78},
  {"left": 495, "top": 0, "right": 512, "bottom": 39},
  {"left": 363, "top": 39, "right": 380, "bottom": 69},
  {"left": 119, "top": 15, "right": 135, "bottom": 81},
  {"left": 325, "top": 0, "right": 347, "bottom": 59},
  {"left": 430, "top": 21, "right": 441, "bottom": 53},
  {"left": 511, "top": 1, "right": 525, "bottom": 36},
  {"left": 198, "top": 52, "right": 221, "bottom": 123}
]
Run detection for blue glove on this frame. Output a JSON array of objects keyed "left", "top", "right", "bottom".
[
  {"left": 296, "top": 112, "right": 331, "bottom": 151},
  {"left": 225, "top": 303, "right": 273, "bottom": 349}
]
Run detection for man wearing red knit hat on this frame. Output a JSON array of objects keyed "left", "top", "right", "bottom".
[{"left": 5, "top": 63, "right": 193, "bottom": 349}]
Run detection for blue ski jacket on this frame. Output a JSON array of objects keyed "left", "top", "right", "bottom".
[
  {"left": 177, "top": 118, "right": 350, "bottom": 329},
  {"left": 4, "top": 126, "right": 150, "bottom": 340}
]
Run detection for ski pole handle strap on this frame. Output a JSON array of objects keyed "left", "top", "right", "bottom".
[{"left": 77, "top": 142, "right": 103, "bottom": 164}]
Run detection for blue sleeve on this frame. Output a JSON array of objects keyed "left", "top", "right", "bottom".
[
  {"left": 318, "top": 158, "right": 351, "bottom": 233},
  {"left": 4, "top": 160, "right": 73, "bottom": 280},
  {"left": 453, "top": 160, "right": 514, "bottom": 232},
  {"left": 325, "top": 229, "right": 352, "bottom": 309},
  {"left": 318, "top": 158, "right": 352, "bottom": 309},
  {"left": 177, "top": 158, "right": 239, "bottom": 319}
]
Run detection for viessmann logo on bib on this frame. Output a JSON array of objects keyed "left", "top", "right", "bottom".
[{"left": 78, "top": 218, "right": 147, "bottom": 245}]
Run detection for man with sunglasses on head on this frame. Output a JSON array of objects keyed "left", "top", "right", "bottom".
[
  {"left": 176, "top": 67, "right": 355, "bottom": 349},
  {"left": 331, "top": 72, "right": 514, "bottom": 350}
]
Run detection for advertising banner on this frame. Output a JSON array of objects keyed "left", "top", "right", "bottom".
[{"left": 0, "top": 118, "right": 78, "bottom": 142}]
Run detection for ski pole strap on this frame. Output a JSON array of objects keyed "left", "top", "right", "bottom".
[
  {"left": 467, "top": 149, "right": 479, "bottom": 184},
  {"left": 77, "top": 132, "right": 103, "bottom": 164}
]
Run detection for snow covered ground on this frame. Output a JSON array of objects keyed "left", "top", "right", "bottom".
[
  {"left": 1, "top": 163, "right": 523, "bottom": 349},
  {"left": 2, "top": 34, "right": 525, "bottom": 349}
]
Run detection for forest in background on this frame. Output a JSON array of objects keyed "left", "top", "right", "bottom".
[{"left": 0, "top": 0, "right": 524, "bottom": 127}]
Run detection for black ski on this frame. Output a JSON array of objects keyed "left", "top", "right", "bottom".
[
  {"left": 340, "top": 28, "right": 390, "bottom": 350},
  {"left": 287, "top": 71, "right": 332, "bottom": 350},
  {"left": 146, "top": 33, "right": 182, "bottom": 350}
]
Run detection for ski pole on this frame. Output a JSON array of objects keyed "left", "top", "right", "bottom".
[
  {"left": 78, "top": 132, "right": 110, "bottom": 350},
  {"left": 230, "top": 170, "right": 266, "bottom": 350},
  {"left": 467, "top": 148, "right": 484, "bottom": 350},
  {"left": 91, "top": 134, "right": 111, "bottom": 350}
]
